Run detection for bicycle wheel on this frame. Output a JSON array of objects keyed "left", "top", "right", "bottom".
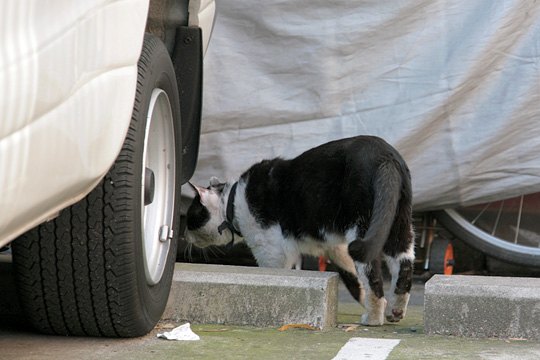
[{"left": 435, "top": 193, "right": 540, "bottom": 267}]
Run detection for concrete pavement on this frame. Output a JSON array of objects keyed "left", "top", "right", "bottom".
[{"left": 1, "top": 260, "right": 540, "bottom": 359}]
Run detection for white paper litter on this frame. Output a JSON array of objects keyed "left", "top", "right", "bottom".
[{"left": 157, "top": 323, "right": 200, "bottom": 341}]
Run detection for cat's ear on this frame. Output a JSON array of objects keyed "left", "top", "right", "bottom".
[
  {"left": 188, "top": 182, "right": 208, "bottom": 200},
  {"left": 209, "top": 176, "right": 221, "bottom": 187},
  {"left": 209, "top": 177, "right": 226, "bottom": 193}
]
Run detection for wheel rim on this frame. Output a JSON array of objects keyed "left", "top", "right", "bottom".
[
  {"left": 141, "top": 88, "right": 175, "bottom": 286},
  {"left": 444, "top": 192, "right": 540, "bottom": 260}
]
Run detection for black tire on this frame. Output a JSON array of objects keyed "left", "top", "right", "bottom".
[
  {"left": 12, "top": 34, "right": 181, "bottom": 337},
  {"left": 435, "top": 209, "right": 540, "bottom": 268}
]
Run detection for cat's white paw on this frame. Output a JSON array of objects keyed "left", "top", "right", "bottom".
[
  {"left": 360, "top": 312, "right": 384, "bottom": 326},
  {"left": 385, "top": 308, "right": 406, "bottom": 323},
  {"left": 360, "top": 297, "right": 386, "bottom": 326},
  {"left": 385, "top": 293, "right": 410, "bottom": 322}
]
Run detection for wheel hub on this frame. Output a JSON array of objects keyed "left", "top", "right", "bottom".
[
  {"left": 144, "top": 168, "right": 155, "bottom": 206},
  {"left": 141, "top": 88, "right": 176, "bottom": 286}
]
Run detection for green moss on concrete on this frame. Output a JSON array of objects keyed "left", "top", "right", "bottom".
[
  {"left": 121, "top": 305, "right": 425, "bottom": 360},
  {"left": 124, "top": 324, "right": 350, "bottom": 360},
  {"left": 107, "top": 304, "right": 540, "bottom": 360}
]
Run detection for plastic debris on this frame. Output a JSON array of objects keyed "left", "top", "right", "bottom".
[{"left": 157, "top": 323, "right": 200, "bottom": 341}]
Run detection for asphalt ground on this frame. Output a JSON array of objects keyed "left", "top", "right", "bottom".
[{"left": 1, "top": 259, "right": 540, "bottom": 360}]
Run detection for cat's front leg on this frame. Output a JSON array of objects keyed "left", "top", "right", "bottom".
[
  {"left": 292, "top": 256, "right": 302, "bottom": 270},
  {"left": 245, "top": 228, "right": 299, "bottom": 269},
  {"left": 384, "top": 253, "right": 414, "bottom": 323},
  {"left": 250, "top": 244, "right": 286, "bottom": 268}
]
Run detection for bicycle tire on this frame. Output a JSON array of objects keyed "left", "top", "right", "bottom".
[{"left": 435, "top": 209, "right": 540, "bottom": 268}]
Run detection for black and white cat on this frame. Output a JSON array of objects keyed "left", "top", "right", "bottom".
[{"left": 185, "top": 136, "right": 414, "bottom": 326}]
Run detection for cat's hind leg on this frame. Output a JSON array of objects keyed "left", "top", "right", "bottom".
[
  {"left": 326, "top": 245, "right": 364, "bottom": 304},
  {"left": 355, "top": 258, "right": 386, "bottom": 326},
  {"left": 384, "top": 232, "right": 415, "bottom": 323}
]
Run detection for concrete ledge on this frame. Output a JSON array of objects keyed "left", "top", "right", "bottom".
[
  {"left": 424, "top": 275, "right": 540, "bottom": 340},
  {"left": 163, "top": 263, "right": 339, "bottom": 329}
]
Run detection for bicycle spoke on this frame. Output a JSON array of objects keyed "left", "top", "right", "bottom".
[
  {"left": 471, "top": 202, "right": 492, "bottom": 225},
  {"left": 491, "top": 200, "right": 504, "bottom": 236},
  {"left": 514, "top": 195, "right": 524, "bottom": 244}
]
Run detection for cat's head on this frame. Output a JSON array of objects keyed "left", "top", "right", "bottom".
[{"left": 185, "top": 177, "right": 233, "bottom": 248}]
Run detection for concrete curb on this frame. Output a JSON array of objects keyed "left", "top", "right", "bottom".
[
  {"left": 163, "top": 263, "right": 339, "bottom": 329},
  {"left": 424, "top": 275, "right": 540, "bottom": 340}
]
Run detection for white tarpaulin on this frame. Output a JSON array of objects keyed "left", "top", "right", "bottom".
[{"left": 193, "top": 0, "right": 540, "bottom": 211}]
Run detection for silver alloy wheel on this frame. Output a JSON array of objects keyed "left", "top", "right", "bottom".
[{"left": 141, "top": 88, "right": 176, "bottom": 285}]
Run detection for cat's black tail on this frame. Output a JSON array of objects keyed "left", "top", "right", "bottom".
[{"left": 348, "top": 160, "right": 402, "bottom": 263}]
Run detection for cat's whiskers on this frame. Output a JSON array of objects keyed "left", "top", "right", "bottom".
[
  {"left": 208, "top": 246, "right": 225, "bottom": 258},
  {"left": 211, "top": 245, "right": 225, "bottom": 256},
  {"left": 202, "top": 247, "right": 209, "bottom": 262},
  {"left": 183, "top": 242, "right": 189, "bottom": 261},
  {"left": 184, "top": 242, "right": 190, "bottom": 262},
  {"left": 187, "top": 243, "right": 195, "bottom": 262},
  {"left": 207, "top": 246, "right": 218, "bottom": 258}
]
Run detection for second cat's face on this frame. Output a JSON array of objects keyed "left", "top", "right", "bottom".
[{"left": 185, "top": 182, "right": 232, "bottom": 248}]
